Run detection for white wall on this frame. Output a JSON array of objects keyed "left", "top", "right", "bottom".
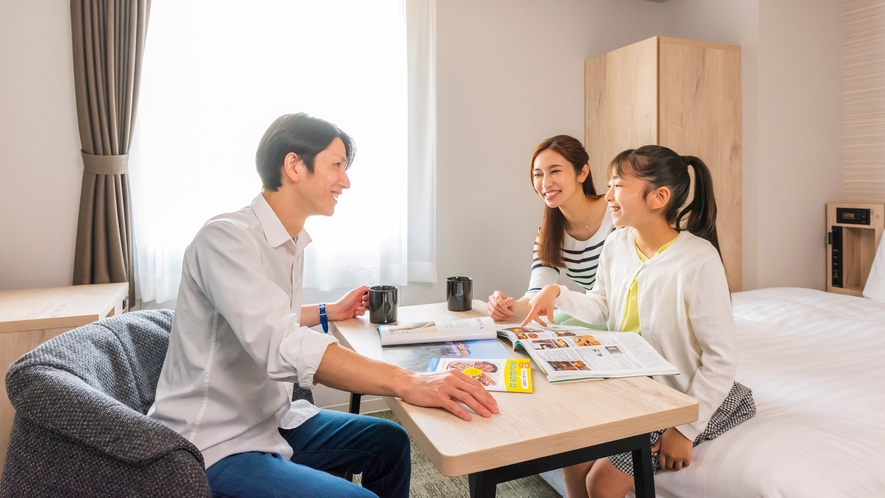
[
  {"left": 754, "top": 0, "right": 843, "bottom": 289},
  {"left": 403, "top": 0, "right": 661, "bottom": 306},
  {"left": 0, "top": 0, "right": 80, "bottom": 290}
]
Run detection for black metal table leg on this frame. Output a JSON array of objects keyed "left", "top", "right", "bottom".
[
  {"left": 462, "top": 433, "right": 655, "bottom": 498},
  {"left": 631, "top": 435, "right": 655, "bottom": 497},
  {"left": 468, "top": 472, "right": 498, "bottom": 498},
  {"left": 342, "top": 393, "right": 364, "bottom": 482},
  {"left": 348, "top": 392, "right": 362, "bottom": 414}
]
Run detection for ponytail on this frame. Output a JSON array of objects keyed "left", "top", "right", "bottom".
[
  {"left": 676, "top": 156, "right": 720, "bottom": 254},
  {"left": 609, "top": 146, "right": 720, "bottom": 255}
]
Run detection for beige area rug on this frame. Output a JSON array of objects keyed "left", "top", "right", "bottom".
[{"left": 359, "top": 410, "right": 562, "bottom": 498}]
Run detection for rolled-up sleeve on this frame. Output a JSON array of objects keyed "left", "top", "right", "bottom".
[{"left": 278, "top": 330, "right": 337, "bottom": 388}]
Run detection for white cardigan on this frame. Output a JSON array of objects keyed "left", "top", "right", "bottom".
[{"left": 555, "top": 228, "right": 736, "bottom": 441}]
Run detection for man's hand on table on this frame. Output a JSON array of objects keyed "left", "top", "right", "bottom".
[{"left": 400, "top": 369, "right": 499, "bottom": 421}]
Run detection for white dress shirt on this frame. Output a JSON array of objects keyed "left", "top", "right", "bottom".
[
  {"left": 555, "top": 228, "right": 737, "bottom": 442},
  {"left": 148, "top": 194, "right": 338, "bottom": 468}
]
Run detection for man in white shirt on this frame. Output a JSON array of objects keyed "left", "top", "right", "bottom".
[{"left": 149, "top": 113, "right": 498, "bottom": 497}]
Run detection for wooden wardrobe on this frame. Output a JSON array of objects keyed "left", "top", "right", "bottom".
[{"left": 585, "top": 36, "right": 742, "bottom": 292}]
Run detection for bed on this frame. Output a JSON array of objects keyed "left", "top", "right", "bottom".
[{"left": 651, "top": 286, "right": 885, "bottom": 497}]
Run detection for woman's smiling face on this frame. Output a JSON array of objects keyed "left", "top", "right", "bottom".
[{"left": 532, "top": 149, "right": 588, "bottom": 209}]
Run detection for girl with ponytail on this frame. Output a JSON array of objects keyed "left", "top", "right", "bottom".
[{"left": 523, "top": 145, "right": 755, "bottom": 498}]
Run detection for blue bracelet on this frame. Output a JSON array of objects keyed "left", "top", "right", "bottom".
[{"left": 319, "top": 303, "right": 329, "bottom": 333}]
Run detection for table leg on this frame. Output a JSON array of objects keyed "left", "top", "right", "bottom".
[
  {"left": 348, "top": 393, "right": 362, "bottom": 414},
  {"left": 464, "top": 434, "right": 654, "bottom": 498},
  {"left": 341, "top": 393, "right": 364, "bottom": 483},
  {"left": 468, "top": 472, "right": 497, "bottom": 498},
  {"left": 631, "top": 435, "right": 655, "bottom": 498}
]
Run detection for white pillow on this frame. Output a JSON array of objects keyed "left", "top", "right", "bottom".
[{"left": 864, "top": 235, "right": 885, "bottom": 302}]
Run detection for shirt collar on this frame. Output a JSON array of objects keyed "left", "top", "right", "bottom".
[{"left": 251, "top": 194, "right": 312, "bottom": 249}]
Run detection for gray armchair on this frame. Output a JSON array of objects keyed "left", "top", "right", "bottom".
[{"left": 0, "top": 310, "right": 210, "bottom": 498}]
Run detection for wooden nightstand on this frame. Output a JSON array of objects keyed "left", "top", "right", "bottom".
[
  {"left": 0, "top": 282, "right": 128, "bottom": 475},
  {"left": 826, "top": 202, "right": 884, "bottom": 296}
]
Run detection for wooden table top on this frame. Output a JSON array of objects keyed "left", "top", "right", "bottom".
[
  {"left": 0, "top": 283, "right": 128, "bottom": 334},
  {"left": 332, "top": 300, "right": 698, "bottom": 476}
]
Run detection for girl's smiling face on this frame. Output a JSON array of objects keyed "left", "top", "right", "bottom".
[
  {"left": 532, "top": 149, "right": 589, "bottom": 209},
  {"left": 605, "top": 170, "right": 652, "bottom": 228}
]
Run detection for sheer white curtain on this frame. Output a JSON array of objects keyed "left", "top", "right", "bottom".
[{"left": 130, "top": 0, "right": 437, "bottom": 306}]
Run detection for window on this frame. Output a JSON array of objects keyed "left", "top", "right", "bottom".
[{"left": 131, "top": 0, "right": 436, "bottom": 305}]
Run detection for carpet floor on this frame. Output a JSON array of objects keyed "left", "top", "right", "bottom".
[{"left": 360, "top": 410, "right": 562, "bottom": 498}]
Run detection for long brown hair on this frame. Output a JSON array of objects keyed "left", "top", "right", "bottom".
[
  {"left": 609, "top": 145, "right": 720, "bottom": 254},
  {"left": 531, "top": 135, "right": 599, "bottom": 267}
]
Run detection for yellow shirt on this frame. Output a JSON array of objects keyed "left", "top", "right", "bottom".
[{"left": 620, "top": 236, "right": 678, "bottom": 334}]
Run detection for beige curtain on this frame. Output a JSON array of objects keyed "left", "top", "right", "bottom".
[{"left": 70, "top": 0, "right": 150, "bottom": 306}]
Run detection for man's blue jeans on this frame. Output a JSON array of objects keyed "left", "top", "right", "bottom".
[{"left": 205, "top": 409, "right": 410, "bottom": 497}]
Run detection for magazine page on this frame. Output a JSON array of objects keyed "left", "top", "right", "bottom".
[
  {"left": 429, "top": 358, "right": 533, "bottom": 393},
  {"left": 381, "top": 339, "right": 511, "bottom": 372},
  {"left": 377, "top": 316, "right": 496, "bottom": 346},
  {"left": 496, "top": 323, "right": 679, "bottom": 382},
  {"left": 496, "top": 323, "right": 594, "bottom": 350},
  {"left": 522, "top": 332, "right": 679, "bottom": 381}
]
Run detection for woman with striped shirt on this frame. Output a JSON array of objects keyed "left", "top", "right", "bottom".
[{"left": 487, "top": 135, "right": 614, "bottom": 322}]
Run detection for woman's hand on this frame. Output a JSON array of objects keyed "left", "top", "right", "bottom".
[
  {"left": 521, "top": 284, "right": 560, "bottom": 326},
  {"left": 330, "top": 286, "right": 370, "bottom": 321},
  {"left": 487, "top": 291, "right": 515, "bottom": 320},
  {"left": 652, "top": 427, "right": 693, "bottom": 471}
]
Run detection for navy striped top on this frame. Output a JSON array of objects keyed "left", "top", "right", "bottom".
[{"left": 524, "top": 208, "right": 615, "bottom": 296}]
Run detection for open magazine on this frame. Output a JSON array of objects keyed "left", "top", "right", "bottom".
[
  {"left": 496, "top": 323, "right": 679, "bottom": 382},
  {"left": 381, "top": 339, "right": 511, "bottom": 373},
  {"left": 429, "top": 358, "right": 533, "bottom": 393},
  {"left": 377, "top": 316, "right": 496, "bottom": 346}
]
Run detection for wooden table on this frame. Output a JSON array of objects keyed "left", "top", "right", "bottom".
[
  {"left": 333, "top": 300, "right": 698, "bottom": 497},
  {"left": 0, "top": 283, "right": 129, "bottom": 475}
]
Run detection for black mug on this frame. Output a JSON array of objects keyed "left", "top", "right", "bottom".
[
  {"left": 369, "top": 285, "right": 398, "bottom": 324},
  {"left": 446, "top": 276, "right": 473, "bottom": 311}
]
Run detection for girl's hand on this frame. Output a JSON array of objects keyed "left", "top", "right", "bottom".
[
  {"left": 652, "top": 427, "right": 693, "bottom": 471},
  {"left": 521, "top": 285, "right": 560, "bottom": 326},
  {"left": 487, "top": 291, "right": 515, "bottom": 320},
  {"left": 330, "top": 286, "right": 370, "bottom": 320}
]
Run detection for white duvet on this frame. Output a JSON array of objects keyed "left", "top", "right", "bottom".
[{"left": 652, "top": 287, "right": 885, "bottom": 498}]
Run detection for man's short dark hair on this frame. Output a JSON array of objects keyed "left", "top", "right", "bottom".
[{"left": 255, "top": 113, "right": 356, "bottom": 191}]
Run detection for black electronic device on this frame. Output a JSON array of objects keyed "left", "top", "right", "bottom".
[
  {"left": 836, "top": 207, "right": 871, "bottom": 226},
  {"left": 830, "top": 226, "right": 843, "bottom": 288}
]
